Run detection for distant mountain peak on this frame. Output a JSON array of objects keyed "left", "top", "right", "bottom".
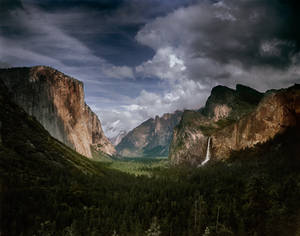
[
  {"left": 116, "top": 111, "right": 183, "bottom": 157},
  {"left": 110, "top": 130, "right": 127, "bottom": 146}
]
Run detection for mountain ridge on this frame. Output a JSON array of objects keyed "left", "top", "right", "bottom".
[
  {"left": 169, "top": 83, "right": 300, "bottom": 165},
  {"left": 116, "top": 111, "right": 182, "bottom": 157}
]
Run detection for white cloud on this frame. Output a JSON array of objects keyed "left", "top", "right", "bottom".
[
  {"left": 99, "top": 78, "right": 209, "bottom": 138},
  {"left": 101, "top": 65, "right": 134, "bottom": 79},
  {"left": 136, "top": 47, "right": 187, "bottom": 82},
  {"left": 169, "top": 54, "right": 186, "bottom": 70}
]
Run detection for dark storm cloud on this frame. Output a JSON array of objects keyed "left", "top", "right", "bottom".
[
  {"left": 137, "top": 0, "right": 300, "bottom": 90},
  {"left": 24, "top": 0, "right": 123, "bottom": 12},
  {"left": 189, "top": 0, "right": 300, "bottom": 69},
  {"left": 70, "top": 23, "right": 155, "bottom": 67},
  {"left": 0, "top": 0, "right": 199, "bottom": 74},
  {"left": 0, "top": 0, "right": 148, "bottom": 66},
  {"left": 0, "top": 0, "right": 197, "bottom": 67},
  {"left": 0, "top": 0, "right": 23, "bottom": 12}
]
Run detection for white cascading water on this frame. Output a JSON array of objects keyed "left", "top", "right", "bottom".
[{"left": 201, "top": 137, "right": 211, "bottom": 166}]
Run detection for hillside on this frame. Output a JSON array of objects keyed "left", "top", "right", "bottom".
[{"left": 0, "top": 79, "right": 115, "bottom": 234}]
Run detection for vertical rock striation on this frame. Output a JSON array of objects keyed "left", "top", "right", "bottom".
[{"left": 0, "top": 66, "right": 116, "bottom": 158}]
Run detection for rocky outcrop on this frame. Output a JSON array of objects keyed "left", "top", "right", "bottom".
[
  {"left": 201, "top": 84, "right": 263, "bottom": 120},
  {"left": 0, "top": 66, "right": 116, "bottom": 158},
  {"left": 169, "top": 84, "right": 300, "bottom": 165},
  {"left": 212, "top": 105, "right": 232, "bottom": 122},
  {"left": 117, "top": 111, "right": 182, "bottom": 157}
]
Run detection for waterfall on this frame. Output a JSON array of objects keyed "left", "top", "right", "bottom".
[{"left": 200, "top": 137, "right": 211, "bottom": 166}]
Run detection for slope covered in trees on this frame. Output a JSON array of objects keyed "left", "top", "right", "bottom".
[{"left": 0, "top": 79, "right": 300, "bottom": 235}]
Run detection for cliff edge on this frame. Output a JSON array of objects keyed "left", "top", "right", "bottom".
[
  {"left": 0, "top": 66, "right": 116, "bottom": 158},
  {"left": 169, "top": 84, "right": 300, "bottom": 165}
]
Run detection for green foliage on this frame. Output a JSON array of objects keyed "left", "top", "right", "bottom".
[
  {"left": 198, "top": 125, "right": 217, "bottom": 136},
  {"left": 198, "top": 118, "right": 236, "bottom": 136},
  {"left": 2, "top": 133, "right": 300, "bottom": 236},
  {"left": 178, "top": 110, "right": 203, "bottom": 128},
  {"left": 104, "top": 157, "right": 169, "bottom": 176},
  {"left": 145, "top": 217, "right": 161, "bottom": 236},
  {"left": 143, "top": 145, "right": 168, "bottom": 157},
  {"left": 203, "top": 226, "right": 210, "bottom": 236},
  {"left": 215, "top": 117, "right": 236, "bottom": 128},
  {"left": 91, "top": 146, "right": 113, "bottom": 162},
  {"left": 0, "top": 81, "right": 300, "bottom": 235}
]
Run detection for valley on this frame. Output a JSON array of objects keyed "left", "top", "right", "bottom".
[
  {"left": 0, "top": 68, "right": 299, "bottom": 235},
  {"left": 1, "top": 118, "right": 300, "bottom": 235},
  {"left": 103, "top": 157, "right": 169, "bottom": 177},
  {"left": 2, "top": 1, "right": 300, "bottom": 235}
]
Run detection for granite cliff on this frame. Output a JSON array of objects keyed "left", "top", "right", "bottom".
[
  {"left": 0, "top": 66, "right": 116, "bottom": 158},
  {"left": 117, "top": 111, "right": 182, "bottom": 157},
  {"left": 169, "top": 84, "right": 300, "bottom": 165},
  {"left": 211, "top": 85, "right": 300, "bottom": 158}
]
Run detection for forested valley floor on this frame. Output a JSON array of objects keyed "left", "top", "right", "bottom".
[{"left": 1, "top": 127, "right": 300, "bottom": 236}]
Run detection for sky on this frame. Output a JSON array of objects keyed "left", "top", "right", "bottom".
[{"left": 1, "top": 0, "right": 300, "bottom": 138}]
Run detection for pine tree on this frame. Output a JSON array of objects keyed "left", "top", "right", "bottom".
[
  {"left": 145, "top": 217, "right": 161, "bottom": 236},
  {"left": 202, "top": 226, "right": 210, "bottom": 236}
]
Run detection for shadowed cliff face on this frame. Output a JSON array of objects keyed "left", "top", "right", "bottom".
[
  {"left": 169, "top": 84, "right": 300, "bottom": 165},
  {"left": 169, "top": 111, "right": 210, "bottom": 165},
  {"left": 116, "top": 111, "right": 182, "bottom": 157},
  {"left": 0, "top": 66, "right": 116, "bottom": 158},
  {"left": 201, "top": 84, "right": 264, "bottom": 121}
]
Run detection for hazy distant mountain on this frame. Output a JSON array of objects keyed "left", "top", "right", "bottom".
[
  {"left": 110, "top": 130, "right": 127, "bottom": 146},
  {"left": 116, "top": 111, "right": 182, "bottom": 157}
]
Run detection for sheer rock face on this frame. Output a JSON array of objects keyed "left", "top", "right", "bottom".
[
  {"left": 213, "top": 105, "right": 232, "bottom": 122},
  {"left": 116, "top": 111, "right": 182, "bottom": 157},
  {"left": 0, "top": 66, "right": 116, "bottom": 158},
  {"left": 170, "top": 123, "right": 208, "bottom": 165},
  {"left": 169, "top": 84, "right": 300, "bottom": 165}
]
